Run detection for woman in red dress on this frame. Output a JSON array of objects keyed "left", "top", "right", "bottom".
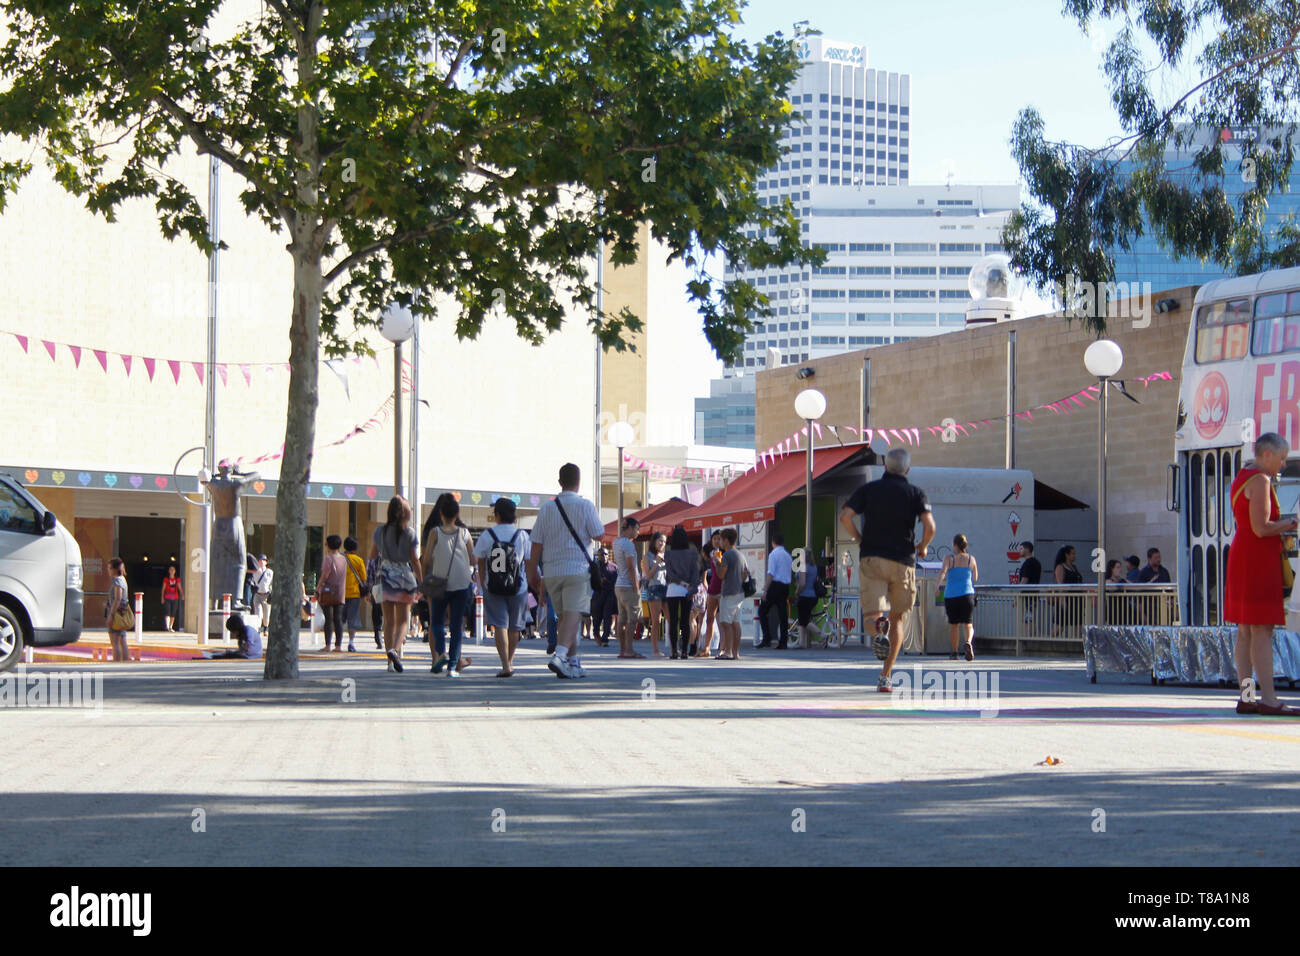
[{"left": 1225, "top": 432, "right": 1300, "bottom": 716}]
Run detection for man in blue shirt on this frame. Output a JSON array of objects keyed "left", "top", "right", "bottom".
[{"left": 757, "top": 532, "right": 794, "bottom": 648}]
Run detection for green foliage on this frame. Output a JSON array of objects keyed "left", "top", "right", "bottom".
[
  {"left": 1004, "top": 0, "right": 1300, "bottom": 332},
  {"left": 0, "top": 0, "right": 816, "bottom": 363}
]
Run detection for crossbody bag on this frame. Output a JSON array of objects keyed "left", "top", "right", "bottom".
[{"left": 554, "top": 498, "right": 600, "bottom": 576}]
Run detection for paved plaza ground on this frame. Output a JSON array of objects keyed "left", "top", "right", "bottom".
[{"left": 4, "top": 639, "right": 1298, "bottom": 866}]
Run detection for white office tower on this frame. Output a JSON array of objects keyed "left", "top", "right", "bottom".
[{"left": 720, "top": 35, "right": 1020, "bottom": 370}]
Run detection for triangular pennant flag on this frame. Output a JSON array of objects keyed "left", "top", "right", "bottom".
[
  {"left": 121, "top": 354, "right": 133, "bottom": 376},
  {"left": 192, "top": 362, "right": 205, "bottom": 385},
  {"left": 144, "top": 357, "right": 156, "bottom": 381},
  {"left": 844, "top": 425, "right": 859, "bottom": 436},
  {"left": 240, "top": 364, "right": 252, "bottom": 386},
  {"left": 910, "top": 428, "right": 921, "bottom": 444},
  {"left": 217, "top": 364, "right": 228, "bottom": 386},
  {"left": 69, "top": 345, "right": 81, "bottom": 368},
  {"left": 42, "top": 340, "right": 56, "bottom": 362},
  {"left": 813, "top": 421, "right": 823, "bottom": 438},
  {"left": 889, "top": 428, "right": 905, "bottom": 445},
  {"left": 325, "top": 358, "right": 351, "bottom": 400},
  {"left": 14, "top": 334, "right": 27, "bottom": 353},
  {"left": 168, "top": 360, "right": 181, "bottom": 384},
  {"left": 93, "top": 349, "right": 108, "bottom": 372},
  {"left": 863, "top": 428, "right": 872, "bottom": 445}
]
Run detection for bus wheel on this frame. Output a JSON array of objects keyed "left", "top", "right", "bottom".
[{"left": 0, "top": 605, "right": 25, "bottom": 673}]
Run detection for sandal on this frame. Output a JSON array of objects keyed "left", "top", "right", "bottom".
[
  {"left": 496, "top": 669, "right": 514, "bottom": 678},
  {"left": 431, "top": 655, "right": 448, "bottom": 674}
]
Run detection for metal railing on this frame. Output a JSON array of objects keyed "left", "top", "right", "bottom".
[{"left": 971, "top": 584, "right": 1180, "bottom": 653}]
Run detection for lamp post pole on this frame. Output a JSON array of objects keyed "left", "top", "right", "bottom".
[
  {"left": 201, "top": 153, "right": 220, "bottom": 641},
  {"left": 1084, "top": 339, "right": 1123, "bottom": 628},
  {"left": 793, "top": 389, "right": 827, "bottom": 623},
  {"left": 393, "top": 341, "right": 403, "bottom": 498}
]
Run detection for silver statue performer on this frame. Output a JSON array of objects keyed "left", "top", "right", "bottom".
[{"left": 201, "top": 462, "right": 260, "bottom": 608}]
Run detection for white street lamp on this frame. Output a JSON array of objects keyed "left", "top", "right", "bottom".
[
  {"left": 1084, "top": 339, "right": 1123, "bottom": 626},
  {"left": 609, "top": 420, "right": 636, "bottom": 532},
  {"left": 794, "top": 388, "right": 826, "bottom": 646},
  {"left": 380, "top": 303, "right": 415, "bottom": 500}
]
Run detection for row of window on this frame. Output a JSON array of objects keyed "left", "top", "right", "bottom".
[
  {"left": 794, "top": 93, "right": 909, "bottom": 113},
  {"left": 809, "top": 243, "right": 998, "bottom": 256},
  {"left": 808, "top": 288, "right": 970, "bottom": 301},
  {"left": 1194, "top": 291, "right": 1300, "bottom": 362},
  {"left": 807, "top": 312, "right": 966, "bottom": 326}
]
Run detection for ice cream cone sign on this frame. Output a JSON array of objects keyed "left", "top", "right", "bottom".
[
  {"left": 841, "top": 549, "right": 853, "bottom": 585},
  {"left": 1008, "top": 510, "right": 1021, "bottom": 537}
]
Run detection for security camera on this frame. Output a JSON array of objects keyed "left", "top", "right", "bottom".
[
  {"left": 1155, "top": 298, "right": 1179, "bottom": 313},
  {"left": 796, "top": 367, "right": 815, "bottom": 380}
]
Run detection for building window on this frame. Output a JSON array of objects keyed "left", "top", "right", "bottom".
[
  {"left": 940, "top": 242, "right": 980, "bottom": 254},
  {"left": 896, "top": 265, "right": 936, "bottom": 276},
  {"left": 849, "top": 289, "right": 889, "bottom": 299},
  {"left": 895, "top": 289, "right": 936, "bottom": 300},
  {"left": 894, "top": 242, "right": 936, "bottom": 254},
  {"left": 939, "top": 289, "right": 970, "bottom": 300}
]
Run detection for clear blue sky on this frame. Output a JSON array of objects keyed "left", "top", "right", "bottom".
[{"left": 733, "top": 0, "right": 1127, "bottom": 184}]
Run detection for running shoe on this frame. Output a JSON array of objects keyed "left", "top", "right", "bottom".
[
  {"left": 876, "top": 673, "right": 894, "bottom": 694},
  {"left": 569, "top": 657, "right": 587, "bottom": 678},
  {"left": 387, "top": 649, "right": 403, "bottom": 673},
  {"left": 548, "top": 654, "right": 573, "bottom": 679}
]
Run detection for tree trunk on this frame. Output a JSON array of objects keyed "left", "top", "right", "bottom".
[{"left": 264, "top": 244, "right": 323, "bottom": 680}]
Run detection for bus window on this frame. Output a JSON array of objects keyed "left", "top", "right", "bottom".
[
  {"left": 1221, "top": 451, "right": 1235, "bottom": 536},
  {"left": 1205, "top": 453, "right": 1217, "bottom": 536},
  {"left": 1206, "top": 546, "right": 1219, "bottom": 625},
  {"left": 1191, "top": 544, "right": 1204, "bottom": 626},
  {"left": 1189, "top": 453, "right": 1202, "bottom": 538},
  {"left": 1196, "top": 299, "right": 1251, "bottom": 363},
  {"left": 1251, "top": 291, "right": 1300, "bottom": 355}
]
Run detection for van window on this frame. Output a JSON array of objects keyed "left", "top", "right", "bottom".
[
  {"left": 1195, "top": 298, "right": 1250, "bottom": 363},
  {"left": 0, "top": 483, "right": 41, "bottom": 534}
]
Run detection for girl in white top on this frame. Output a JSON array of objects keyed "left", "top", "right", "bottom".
[{"left": 422, "top": 493, "right": 475, "bottom": 678}]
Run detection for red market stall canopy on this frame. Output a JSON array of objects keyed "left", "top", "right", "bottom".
[
  {"left": 601, "top": 496, "right": 695, "bottom": 542},
  {"left": 675, "top": 443, "right": 872, "bottom": 531}
]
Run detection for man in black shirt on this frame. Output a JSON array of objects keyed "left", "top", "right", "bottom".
[
  {"left": 1136, "top": 548, "right": 1172, "bottom": 583},
  {"left": 1017, "top": 542, "right": 1042, "bottom": 584},
  {"left": 840, "top": 447, "right": 936, "bottom": 693}
]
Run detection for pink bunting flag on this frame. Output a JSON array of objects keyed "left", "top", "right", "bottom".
[
  {"left": 69, "top": 345, "right": 81, "bottom": 368},
  {"left": 144, "top": 357, "right": 156, "bottom": 381},
  {"left": 93, "top": 349, "right": 108, "bottom": 372},
  {"left": 863, "top": 428, "right": 872, "bottom": 445},
  {"left": 956, "top": 424, "right": 969, "bottom": 436},
  {"left": 168, "top": 360, "right": 181, "bottom": 384},
  {"left": 217, "top": 364, "right": 228, "bottom": 386},
  {"left": 927, "top": 425, "right": 942, "bottom": 436},
  {"left": 192, "top": 362, "right": 205, "bottom": 385},
  {"left": 42, "top": 340, "right": 56, "bottom": 362},
  {"left": 239, "top": 364, "right": 251, "bottom": 386},
  {"left": 813, "top": 421, "right": 823, "bottom": 438},
  {"left": 844, "top": 425, "right": 860, "bottom": 437},
  {"left": 889, "top": 428, "right": 905, "bottom": 444},
  {"left": 121, "top": 354, "right": 133, "bottom": 376},
  {"left": 14, "top": 334, "right": 27, "bottom": 353},
  {"left": 910, "top": 428, "right": 921, "bottom": 444}
]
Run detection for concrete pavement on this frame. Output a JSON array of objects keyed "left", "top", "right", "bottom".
[{"left": 3, "top": 641, "right": 1298, "bottom": 865}]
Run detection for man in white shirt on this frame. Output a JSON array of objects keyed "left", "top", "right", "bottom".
[
  {"left": 526, "top": 463, "right": 606, "bottom": 678},
  {"left": 250, "top": 554, "right": 273, "bottom": 634}
]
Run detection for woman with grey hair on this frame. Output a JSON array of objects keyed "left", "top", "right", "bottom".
[{"left": 1226, "top": 433, "right": 1300, "bottom": 715}]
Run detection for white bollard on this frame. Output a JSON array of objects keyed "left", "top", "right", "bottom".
[
  {"left": 134, "top": 591, "right": 144, "bottom": 642},
  {"left": 221, "top": 593, "right": 232, "bottom": 642},
  {"left": 475, "top": 594, "right": 485, "bottom": 645}
]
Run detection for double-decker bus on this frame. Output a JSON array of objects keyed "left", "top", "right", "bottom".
[{"left": 1174, "top": 265, "right": 1300, "bottom": 626}]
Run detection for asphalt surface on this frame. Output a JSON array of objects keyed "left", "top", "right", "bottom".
[{"left": 3, "top": 640, "right": 1298, "bottom": 866}]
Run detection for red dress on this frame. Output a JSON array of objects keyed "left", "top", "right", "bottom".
[{"left": 1224, "top": 467, "right": 1285, "bottom": 626}]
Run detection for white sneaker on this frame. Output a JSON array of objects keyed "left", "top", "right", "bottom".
[
  {"left": 548, "top": 653, "right": 573, "bottom": 679},
  {"left": 569, "top": 657, "right": 587, "bottom": 678}
]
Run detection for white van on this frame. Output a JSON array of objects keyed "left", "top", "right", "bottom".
[{"left": 0, "top": 473, "right": 84, "bottom": 670}]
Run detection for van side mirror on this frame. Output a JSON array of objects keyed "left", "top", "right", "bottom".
[{"left": 43, "top": 511, "right": 56, "bottom": 532}]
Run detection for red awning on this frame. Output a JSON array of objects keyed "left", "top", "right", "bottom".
[
  {"left": 601, "top": 496, "right": 694, "bottom": 542},
  {"left": 675, "top": 443, "right": 870, "bottom": 531}
]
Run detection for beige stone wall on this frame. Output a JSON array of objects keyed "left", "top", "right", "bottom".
[{"left": 757, "top": 288, "right": 1197, "bottom": 575}]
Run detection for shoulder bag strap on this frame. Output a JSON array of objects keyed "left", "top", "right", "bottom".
[{"left": 553, "top": 498, "right": 595, "bottom": 567}]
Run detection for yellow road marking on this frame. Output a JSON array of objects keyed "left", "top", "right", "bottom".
[{"left": 1177, "top": 725, "right": 1300, "bottom": 743}]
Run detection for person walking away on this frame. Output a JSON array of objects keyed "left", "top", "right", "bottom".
[
  {"left": 475, "top": 497, "right": 531, "bottom": 678},
  {"left": 422, "top": 495, "right": 475, "bottom": 678},
  {"left": 318, "top": 535, "right": 347, "bottom": 652},
  {"left": 757, "top": 532, "right": 794, "bottom": 649},
  {"left": 714, "top": 528, "right": 748, "bottom": 660},
  {"left": 1136, "top": 548, "right": 1171, "bottom": 583},
  {"left": 342, "top": 537, "right": 366, "bottom": 652},
  {"left": 105, "top": 556, "right": 132, "bottom": 662},
  {"left": 939, "top": 534, "right": 978, "bottom": 661},
  {"left": 664, "top": 524, "right": 703, "bottom": 660},
  {"left": 526, "top": 463, "right": 606, "bottom": 679},
  {"left": 641, "top": 532, "right": 669, "bottom": 657},
  {"left": 161, "top": 563, "right": 184, "bottom": 633},
  {"left": 1226, "top": 432, "right": 1300, "bottom": 716},
  {"left": 250, "top": 554, "right": 273, "bottom": 634},
  {"left": 612, "top": 517, "right": 643, "bottom": 659},
  {"left": 794, "top": 560, "right": 822, "bottom": 647},
  {"left": 839, "top": 447, "right": 936, "bottom": 693},
  {"left": 698, "top": 531, "right": 725, "bottom": 657},
  {"left": 370, "top": 495, "right": 422, "bottom": 672}
]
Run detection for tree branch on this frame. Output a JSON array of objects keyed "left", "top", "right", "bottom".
[{"left": 321, "top": 216, "right": 457, "bottom": 288}]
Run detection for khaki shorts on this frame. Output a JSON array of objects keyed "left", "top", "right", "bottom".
[
  {"left": 545, "top": 574, "right": 591, "bottom": 616},
  {"left": 718, "top": 592, "right": 747, "bottom": 624},
  {"left": 859, "top": 555, "right": 916, "bottom": 615},
  {"left": 615, "top": 586, "right": 640, "bottom": 624}
]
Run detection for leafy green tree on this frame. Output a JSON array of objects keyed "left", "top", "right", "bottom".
[
  {"left": 0, "top": 0, "right": 818, "bottom": 677},
  {"left": 1005, "top": 0, "right": 1300, "bottom": 331}
]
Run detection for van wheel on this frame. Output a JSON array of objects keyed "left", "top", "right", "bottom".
[{"left": 0, "top": 606, "right": 24, "bottom": 673}]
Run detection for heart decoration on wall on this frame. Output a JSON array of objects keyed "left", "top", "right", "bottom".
[
  {"left": 343, "top": 486, "right": 355, "bottom": 498},
  {"left": 510, "top": 494, "right": 521, "bottom": 505},
  {"left": 321, "top": 485, "right": 334, "bottom": 497},
  {"left": 253, "top": 481, "right": 266, "bottom": 494},
  {"left": 129, "top": 475, "right": 143, "bottom": 488},
  {"left": 24, "top": 470, "right": 37, "bottom": 483},
  {"left": 365, "top": 487, "right": 377, "bottom": 499},
  {"left": 451, "top": 491, "right": 461, "bottom": 502},
  {"left": 104, "top": 474, "right": 118, "bottom": 488},
  {"left": 471, "top": 492, "right": 482, "bottom": 504},
  {"left": 529, "top": 495, "right": 539, "bottom": 505},
  {"left": 154, "top": 476, "right": 168, "bottom": 489},
  {"left": 77, "top": 472, "right": 91, "bottom": 486},
  {"left": 51, "top": 471, "right": 66, "bottom": 485}
]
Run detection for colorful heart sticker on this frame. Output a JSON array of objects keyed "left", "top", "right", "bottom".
[
  {"left": 103, "top": 474, "right": 118, "bottom": 488},
  {"left": 154, "top": 476, "right": 168, "bottom": 489},
  {"left": 343, "top": 486, "right": 355, "bottom": 498},
  {"left": 471, "top": 492, "right": 482, "bottom": 504},
  {"left": 253, "top": 480, "right": 266, "bottom": 494},
  {"left": 24, "top": 469, "right": 38, "bottom": 483},
  {"left": 365, "top": 487, "right": 377, "bottom": 499},
  {"left": 451, "top": 491, "right": 461, "bottom": 502},
  {"left": 510, "top": 494, "right": 521, "bottom": 505},
  {"left": 77, "top": 472, "right": 91, "bottom": 486},
  {"left": 129, "top": 475, "right": 142, "bottom": 489},
  {"left": 529, "top": 495, "right": 539, "bottom": 505},
  {"left": 321, "top": 485, "right": 334, "bottom": 497},
  {"left": 51, "top": 471, "right": 66, "bottom": 485}
]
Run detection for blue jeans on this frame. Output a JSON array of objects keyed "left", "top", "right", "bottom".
[
  {"left": 431, "top": 587, "right": 470, "bottom": 667},
  {"left": 546, "top": 596, "right": 558, "bottom": 654}
]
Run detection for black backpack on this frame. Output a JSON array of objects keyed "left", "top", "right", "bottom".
[{"left": 485, "top": 529, "right": 522, "bottom": 596}]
